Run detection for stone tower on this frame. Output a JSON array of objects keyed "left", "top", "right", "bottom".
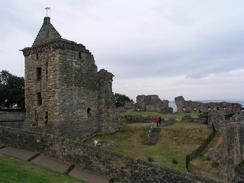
[{"left": 22, "top": 16, "right": 121, "bottom": 138}]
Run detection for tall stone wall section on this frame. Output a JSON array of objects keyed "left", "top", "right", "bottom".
[
  {"left": 175, "top": 96, "right": 242, "bottom": 114},
  {"left": 24, "top": 47, "right": 60, "bottom": 129},
  {"left": 57, "top": 47, "right": 100, "bottom": 138},
  {"left": 98, "top": 69, "right": 122, "bottom": 134},
  {"left": 0, "top": 126, "right": 208, "bottom": 183},
  {"left": 201, "top": 112, "right": 244, "bottom": 182}
]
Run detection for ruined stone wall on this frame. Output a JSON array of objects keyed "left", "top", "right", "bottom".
[
  {"left": 0, "top": 111, "right": 25, "bottom": 128},
  {"left": 124, "top": 101, "right": 136, "bottom": 112},
  {"left": 0, "top": 111, "right": 25, "bottom": 122},
  {"left": 0, "top": 126, "right": 208, "bottom": 183},
  {"left": 175, "top": 96, "right": 242, "bottom": 114},
  {"left": 97, "top": 69, "right": 123, "bottom": 134},
  {"left": 57, "top": 48, "right": 100, "bottom": 138},
  {"left": 201, "top": 112, "right": 244, "bottom": 182},
  {"left": 23, "top": 16, "right": 122, "bottom": 139},
  {"left": 0, "top": 121, "right": 24, "bottom": 128},
  {"left": 204, "top": 122, "right": 244, "bottom": 181},
  {"left": 24, "top": 48, "right": 60, "bottom": 129},
  {"left": 136, "top": 95, "right": 173, "bottom": 113}
]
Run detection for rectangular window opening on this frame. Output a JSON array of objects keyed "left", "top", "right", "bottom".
[
  {"left": 37, "top": 92, "right": 42, "bottom": 106},
  {"left": 37, "top": 67, "right": 42, "bottom": 81},
  {"left": 46, "top": 62, "right": 48, "bottom": 80},
  {"left": 45, "top": 111, "right": 48, "bottom": 126}
]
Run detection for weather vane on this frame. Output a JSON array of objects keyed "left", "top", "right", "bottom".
[{"left": 45, "top": 7, "right": 51, "bottom": 17}]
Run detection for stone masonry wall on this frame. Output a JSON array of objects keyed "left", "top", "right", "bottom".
[
  {"left": 136, "top": 95, "right": 173, "bottom": 113},
  {"left": 98, "top": 69, "right": 123, "bottom": 134},
  {"left": 135, "top": 95, "right": 173, "bottom": 113},
  {"left": 202, "top": 112, "right": 244, "bottom": 182},
  {"left": 175, "top": 96, "right": 241, "bottom": 114},
  {"left": 0, "top": 111, "right": 25, "bottom": 122},
  {"left": 57, "top": 48, "right": 100, "bottom": 138},
  {"left": 24, "top": 48, "right": 60, "bottom": 129},
  {"left": 0, "top": 126, "right": 208, "bottom": 183},
  {"left": 22, "top": 17, "right": 122, "bottom": 139},
  {"left": 0, "top": 111, "right": 25, "bottom": 128}
]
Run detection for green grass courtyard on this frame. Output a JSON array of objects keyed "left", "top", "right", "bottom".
[
  {"left": 87, "top": 112, "right": 211, "bottom": 173},
  {"left": 0, "top": 154, "right": 87, "bottom": 183}
]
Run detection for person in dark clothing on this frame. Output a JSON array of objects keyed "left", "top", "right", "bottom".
[{"left": 159, "top": 116, "right": 162, "bottom": 126}]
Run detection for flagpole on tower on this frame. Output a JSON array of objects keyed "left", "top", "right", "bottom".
[{"left": 45, "top": 7, "right": 51, "bottom": 17}]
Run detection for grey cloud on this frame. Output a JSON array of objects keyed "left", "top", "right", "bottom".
[
  {"left": 1, "top": 0, "right": 244, "bottom": 100},
  {"left": 97, "top": 28, "right": 244, "bottom": 79}
]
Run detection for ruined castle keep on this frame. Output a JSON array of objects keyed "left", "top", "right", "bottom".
[
  {"left": 121, "top": 95, "right": 172, "bottom": 113},
  {"left": 22, "top": 16, "right": 121, "bottom": 138},
  {"left": 136, "top": 95, "right": 173, "bottom": 113}
]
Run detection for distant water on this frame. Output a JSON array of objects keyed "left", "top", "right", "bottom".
[
  {"left": 169, "top": 101, "right": 244, "bottom": 112},
  {"left": 169, "top": 101, "right": 177, "bottom": 112}
]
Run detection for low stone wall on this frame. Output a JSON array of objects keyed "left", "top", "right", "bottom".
[
  {"left": 0, "top": 121, "right": 24, "bottom": 128},
  {"left": 0, "top": 126, "right": 208, "bottom": 183},
  {"left": 0, "top": 111, "right": 25, "bottom": 128},
  {"left": 123, "top": 115, "right": 177, "bottom": 125},
  {"left": 123, "top": 115, "right": 154, "bottom": 123},
  {"left": 0, "top": 111, "right": 25, "bottom": 122}
]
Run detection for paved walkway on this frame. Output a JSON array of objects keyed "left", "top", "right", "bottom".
[
  {"left": 0, "top": 146, "right": 39, "bottom": 161},
  {"left": 0, "top": 146, "right": 109, "bottom": 183},
  {"left": 31, "top": 154, "right": 71, "bottom": 173},
  {"left": 69, "top": 167, "right": 108, "bottom": 183}
]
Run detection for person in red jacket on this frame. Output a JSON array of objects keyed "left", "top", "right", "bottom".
[{"left": 155, "top": 116, "right": 160, "bottom": 127}]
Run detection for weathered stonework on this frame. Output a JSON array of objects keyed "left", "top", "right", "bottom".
[
  {"left": 136, "top": 95, "right": 173, "bottom": 113},
  {"left": 0, "top": 111, "right": 25, "bottom": 122},
  {"left": 201, "top": 111, "right": 244, "bottom": 182},
  {"left": 0, "top": 126, "right": 210, "bottom": 183},
  {"left": 117, "top": 95, "right": 173, "bottom": 113},
  {"left": 22, "top": 16, "right": 122, "bottom": 139},
  {"left": 0, "top": 111, "right": 25, "bottom": 128},
  {"left": 175, "top": 96, "right": 242, "bottom": 114}
]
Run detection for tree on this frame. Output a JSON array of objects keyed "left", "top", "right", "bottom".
[
  {"left": 0, "top": 70, "right": 25, "bottom": 110},
  {"left": 114, "top": 93, "right": 133, "bottom": 107}
]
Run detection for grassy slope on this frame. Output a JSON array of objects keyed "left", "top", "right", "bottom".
[
  {"left": 87, "top": 120, "right": 211, "bottom": 173},
  {"left": 0, "top": 155, "right": 87, "bottom": 183}
]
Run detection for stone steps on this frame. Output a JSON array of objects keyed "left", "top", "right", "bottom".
[
  {"left": 146, "top": 127, "right": 161, "bottom": 145},
  {"left": 0, "top": 146, "right": 109, "bottom": 183}
]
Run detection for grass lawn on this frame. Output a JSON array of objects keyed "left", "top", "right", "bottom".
[
  {"left": 87, "top": 120, "right": 211, "bottom": 173},
  {"left": 120, "top": 111, "right": 199, "bottom": 121},
  {"left": 0, "top": 155, "right": 88, "bottom": 183}
]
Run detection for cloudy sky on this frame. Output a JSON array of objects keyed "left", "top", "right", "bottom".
[{"left": 1, "top": 0, "right": 244, "bottom": 101}]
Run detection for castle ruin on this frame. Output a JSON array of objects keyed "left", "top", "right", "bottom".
[
  {"left": 175, "top": 96, "right": 241, "bottom": 114},
  {"left": 121, "top": 95, "right": 173, "bottom": 113},
  {"left": 22, "top": 16, "right": 122, "bottom": 138}
]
